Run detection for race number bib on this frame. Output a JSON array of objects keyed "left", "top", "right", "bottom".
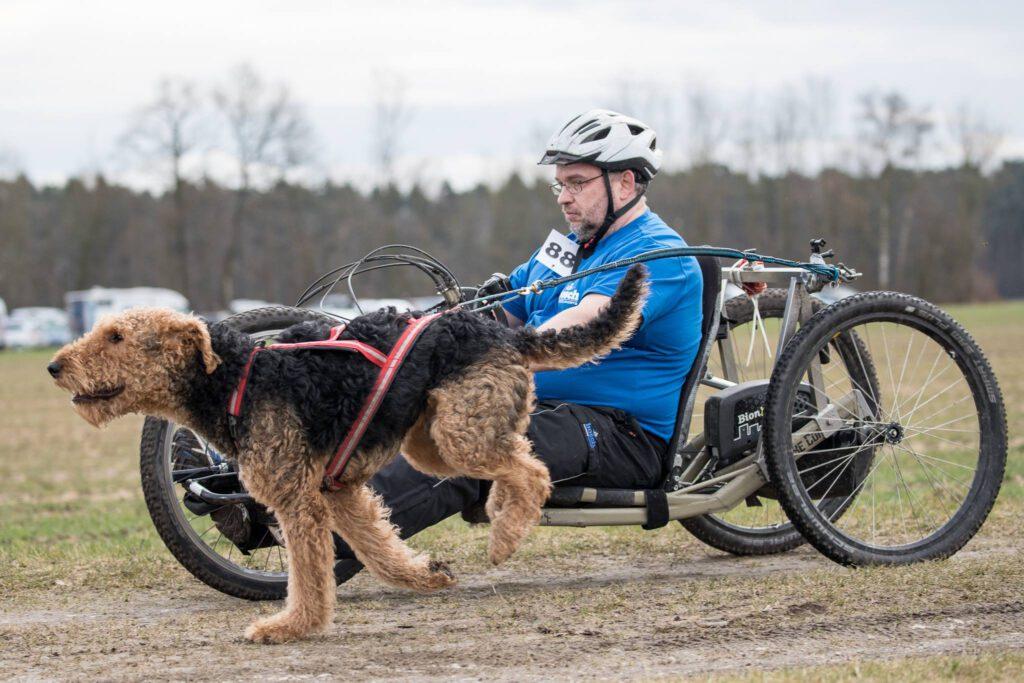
[{"left": 535, "top": 229, "right": 579, "bottom": 276}]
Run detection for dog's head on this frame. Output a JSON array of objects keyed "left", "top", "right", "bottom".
[{"left": 48, "top": 308, "right": 220, "bottom": 427}]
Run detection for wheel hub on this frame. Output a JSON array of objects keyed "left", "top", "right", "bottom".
[{"left": 883, "top": 422, "right": 905, "bottom": 444}]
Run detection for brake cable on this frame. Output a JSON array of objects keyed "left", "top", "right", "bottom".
[{"left": 456, "top": 246, "right": 850, "bottom": 313}]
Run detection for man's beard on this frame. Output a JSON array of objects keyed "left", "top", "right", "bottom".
[{"left": 568, "top": 218, "right": 601, "bottom": 244}]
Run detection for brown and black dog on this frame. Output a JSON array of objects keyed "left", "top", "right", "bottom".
[{"left": 49, "top": 265, "right": 647, "bottom": 643}]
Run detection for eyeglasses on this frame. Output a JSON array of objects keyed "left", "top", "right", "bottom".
[{"left": 549, "top": 174, "right": 603, "bottom": 197}]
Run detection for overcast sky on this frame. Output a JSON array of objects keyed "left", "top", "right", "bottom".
[{"left": 1, "top": 1, "right": 1022, "bottom": 189}]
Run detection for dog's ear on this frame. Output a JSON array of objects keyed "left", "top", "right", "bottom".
[{"left": 181, "top": 317, "right": 221, "bottom": 374}]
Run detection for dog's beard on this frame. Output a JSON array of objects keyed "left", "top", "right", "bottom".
[{"left": 73, "top": 402, "right": 115, "bottom": 428}]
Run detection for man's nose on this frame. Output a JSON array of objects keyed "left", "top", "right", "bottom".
[{"left": 47, "top": 361, "right": 62, "bottom": 378}]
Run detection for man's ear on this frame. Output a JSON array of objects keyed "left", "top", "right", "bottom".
[
  {"left": 182, "top": 318, "right": 221, "bottom": 374},
  {"left": 619, "top": 169, "right": 637, "bottom": 200}
]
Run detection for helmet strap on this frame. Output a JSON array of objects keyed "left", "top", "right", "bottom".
[{"left": 572, "top": 169, "right": 647, "bottom": 273}]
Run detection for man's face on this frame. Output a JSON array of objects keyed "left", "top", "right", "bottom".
[{"left": 554, "top": 162, "right": 610, "bottom": 242}]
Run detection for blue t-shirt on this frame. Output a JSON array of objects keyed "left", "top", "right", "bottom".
[{"left": 503, "top": 210, "right": 703, "bottom": 441}]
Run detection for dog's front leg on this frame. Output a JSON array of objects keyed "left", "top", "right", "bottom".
[
  {"left": 244, "top": 494, "right": 336, "bottom": 644},
  {"left": 326, "top": 484, "right": 456, "bottom": 592}
]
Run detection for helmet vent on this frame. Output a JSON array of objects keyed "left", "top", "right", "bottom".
[
  {"left": 649, "top": 137, "right": 657, "bottom": 150},
  {"left": 582, "top": 127, "right": 610, "bottom": 143},
  {"left": 559, "top": 114, "right": 582, "bottom": 134},
  {"left": 574, "top": 120, "right": 600, "bottom": 136},
  {"left": 627, "top": 124, "right": 645, "bottom": 136}
]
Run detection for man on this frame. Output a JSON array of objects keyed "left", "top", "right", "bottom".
[{"left": 340, "top": 109, "right": 703, "bottom": 556}]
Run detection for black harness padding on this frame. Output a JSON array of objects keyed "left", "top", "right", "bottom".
[{"left": 642, "top": 489, "right": 670, "bottom": 530}]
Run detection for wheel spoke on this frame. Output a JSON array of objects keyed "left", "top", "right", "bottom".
[{"left": 764, "top": 301, "right": 1000, "bottom": 558}]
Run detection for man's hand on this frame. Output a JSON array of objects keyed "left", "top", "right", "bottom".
[
  {"left": 472, "top": 272, "right": 520, "bottom": 327},
  {"left": 476, "top": 272, "right": 512, "bottom": 299}
]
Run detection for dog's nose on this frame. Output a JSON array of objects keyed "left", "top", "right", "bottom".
[{"left": 47, "top": 361, "right": 62, "bottom": 378}]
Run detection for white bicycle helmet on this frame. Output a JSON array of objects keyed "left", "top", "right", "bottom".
[
  {"left": 538, "top": 109, "right": 662, "bottom": 181},
  {"left": 539, "top": 109, "right": 662, "bottom": 266}
]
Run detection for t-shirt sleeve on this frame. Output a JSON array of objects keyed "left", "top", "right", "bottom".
[
  {"left": 581, "top": 253, "right": 691, "bottom": 330},
  {"left": 501, "top": 253, "right": 536, "bottom": 322}
]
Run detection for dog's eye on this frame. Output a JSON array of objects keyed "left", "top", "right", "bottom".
[{"left": 109, "top": 331, "right": 124, "bottom": 344}]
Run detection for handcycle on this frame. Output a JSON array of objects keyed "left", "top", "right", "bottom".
[{"left": 138, "top": 239, "right": 1008, "bottom": 599}]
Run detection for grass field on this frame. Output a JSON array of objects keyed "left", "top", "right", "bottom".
[{"left": 0, "top": 300, "right": 1021, "bottom": 680}]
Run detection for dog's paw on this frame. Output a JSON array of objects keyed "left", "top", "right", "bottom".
[
  {"left": 424, "top": 559, "right": 457, "bottom": 590},
  {"left": 245, "top": 615, "right": 315, "bottom": 644},
  {"left": 488, "top": 539, "right": 517, "bottom": 566}
]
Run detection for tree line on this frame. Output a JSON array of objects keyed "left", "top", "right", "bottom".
[
  {"left": 1, "top": 160, "right": 1022, "bottom": 312},
  {"left": 0, "top": 67, "right": 1021, "bottom": 311}
]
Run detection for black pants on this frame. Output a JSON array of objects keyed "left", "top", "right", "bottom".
[{"left": 336, "top": 400, "right": 666, "bottom": 559}]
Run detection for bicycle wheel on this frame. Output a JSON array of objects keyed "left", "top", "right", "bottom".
[
  {"left": 681, "top": 290, "right": 878, "bottom": 555},
  {"left": 764, "top": 292, "right": 1007, "bottom": 566},
  {"left": 140, "top": 307, "right": 363, "bottom": 600}
]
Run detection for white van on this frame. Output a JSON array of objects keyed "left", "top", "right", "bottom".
[
  {"left": 0, "top": 297, "right": 7, "bottom": 349},
  {"left": 5, "top": 307, "right": 72, "bottom": 348},
  {"left": 64, "top": 287, "right": 189, "bottom": 337}
]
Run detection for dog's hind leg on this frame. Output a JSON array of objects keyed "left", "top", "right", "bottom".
[
  {"left": 428, "top": 357, "right": 551, "bottom": 566},
  {"left": 325, "top": 481, "right": 456, "bottom": 592}
]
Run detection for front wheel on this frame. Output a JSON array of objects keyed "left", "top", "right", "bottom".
[
  {"left": 139, "top": 306, "right": 364, "bottom": 600},
  {"left": 763, "top": 292, "right": 1007, "bottom": 566}
]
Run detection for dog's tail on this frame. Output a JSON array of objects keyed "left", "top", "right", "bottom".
[{"left": 511, "top": 264, "right": 648, "bottom": 370}]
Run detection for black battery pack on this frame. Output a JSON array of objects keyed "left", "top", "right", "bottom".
[{"left": 704, "top": 380, "right": 815, "bottom": 469}]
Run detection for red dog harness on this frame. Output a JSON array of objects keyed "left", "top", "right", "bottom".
[{"left": 227, "top": 313, "right": 440, "bottom": 490}]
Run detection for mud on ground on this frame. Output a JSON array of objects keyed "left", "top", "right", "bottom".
[{"left": 2, "top": 537, "right": 1022, "bottom": 681}]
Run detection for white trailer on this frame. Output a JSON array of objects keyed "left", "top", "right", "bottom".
[
  {"left": 65, "top": 287, "right": 189, "bottom": 337},
  {"left": 0, "top": 297, "right": 7, "bottom": 349}
]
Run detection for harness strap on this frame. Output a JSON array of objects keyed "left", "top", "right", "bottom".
[
  {"left": 227, "top": 325, "right": 387, "bottom": 419},
  {"left": 322, "top": 313, "right": 439, "bottom": 490},
  {"left": 227, "top": 314, "right": 440, "bottom": 489}
]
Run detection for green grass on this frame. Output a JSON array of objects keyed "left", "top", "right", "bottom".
[
  {"left": 700, "top": 650, "right": 1024, "bottom": 682},
  {"left": 0, "top": 300, "right": 1021, "bottom": 592}
]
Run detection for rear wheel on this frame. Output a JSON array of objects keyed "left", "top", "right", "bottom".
[
  {"left": 681, "top": 290, "right": 879, "bottom": 555},
  {"left": 764, "top": 292, "right": 1006, "bottom": 566},
  {"left": 139, "top": 307, "right": 364, "bottom": 600}
]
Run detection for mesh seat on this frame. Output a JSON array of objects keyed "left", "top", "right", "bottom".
[{"left": 547, "top": 253, "right": 722, "bottom": 507}]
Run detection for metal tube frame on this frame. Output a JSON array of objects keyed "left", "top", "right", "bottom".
[{"left": 538, "top": 265, "right": 851, "bottom": 528}]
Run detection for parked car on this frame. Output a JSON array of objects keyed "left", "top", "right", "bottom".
[
  {"left": 65, "top": 287, "right": 189, "bottom": 337},
  {"left": 4, "top": 307, "right": 71, "bottom": 349},
  {"left": 0, "top": 296, "right": 8, "bottom": 349}
]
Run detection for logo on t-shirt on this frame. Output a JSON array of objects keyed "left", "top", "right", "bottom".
[{"left": 558, "top": 282, "right": 580, "bottom": 306}]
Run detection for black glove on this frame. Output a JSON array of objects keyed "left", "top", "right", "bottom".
[
  {"left": 470, "top": 272, "right": 513, "bottom": 324},
  {"left": 477, "top": 272, "right": 512, "bottom": 298}
]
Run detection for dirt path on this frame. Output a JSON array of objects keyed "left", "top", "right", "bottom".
[{"left": 2, "top": 544, "right": 1022, "bottom": 681}]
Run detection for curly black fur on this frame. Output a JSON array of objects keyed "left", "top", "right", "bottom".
[{"left": 176, "top": 264, "right": 648, "bottom": 466}]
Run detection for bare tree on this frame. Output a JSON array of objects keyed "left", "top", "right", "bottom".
[
  {"left": 610, "top": 77, "right": 677, "bottom": 157},
  {"left": 767, "top": 85, "right": 807, "bottom": 176},
  {"left": 213, "top": 64, "right": 313, "bottom": 306},
  {"left": 857, "top": 90, "right": 934, "bottom": 288},
  {"left": 119, "top": 77, "right": 205, "bottom": 297},
  {"left": 735, "top": 91, "right": 764, "bottom": 180},
  {"left": 857, "top": 91, "right": 933, "bottom": 172},
  {"left": 684, "top": 84, "right": 728, "bottom": 167},
  {"left": 950, "top": 102, "right": 1003, "bottom": 171},
  {"left": 371, "top": 69, "right": 413, "bottom": 185},
  {"left": 803, "top": 76, "right": 836, "bottom": 171},
  {"left": 0, "top": 145, "right": 22, "bottom": 180}
]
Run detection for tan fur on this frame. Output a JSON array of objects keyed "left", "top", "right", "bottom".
[
  {"left": 49, "top": 302, "right": 644, "bottom": 644},
  {"left": 49, "top": 308, "right": 218, "bottom": 428}
]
